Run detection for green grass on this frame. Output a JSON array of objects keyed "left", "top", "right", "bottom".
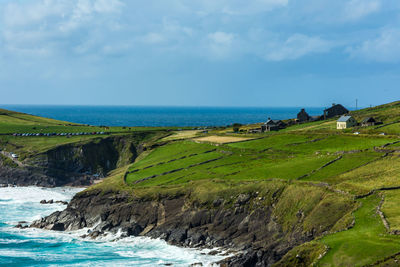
[
  {"left": 318, "top": 194, "right": 400, "bottom": 266},
  {"left": 382, "top": 189, "right": 400, "bottom": 232},
  {"left": 126, "top": 151, "right": 222, "bottom": 184},
  {"left": 229, "top": 133, "right": 395, "bottom": 154},
  {"left": 228, "top": 133, "right": 314, "bottom": 151},
  {"left": 127, "top": 141, "right": 216, "bottom": 171},
  {"left": 304, "top": 152, "right": 382, "bottom": 181},
  {"left": 334, "top": 155, "right": 400, "bottom": 195}
]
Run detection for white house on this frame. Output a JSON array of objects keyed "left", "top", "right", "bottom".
[{"left": 337, "top": 116, "right": 357, "bottom": 129}]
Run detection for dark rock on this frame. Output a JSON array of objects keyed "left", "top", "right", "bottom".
[
  {"left": 236, "top": 194, "right": 251, "bottom": 205},
  {"left": 125, "top": 225, "right": 143, "bottom": 236},
  {"left": 208, "top": 250, "right": 219, "bottom": 255},
  {"left": 168, "top": 229, "right": 187, "bottom": 244},
  {"left": 55, "top": 200, "right": 68, "bottom": 205},
  {"left": 212, "top": 198, "right": 223, "bottom": 207},
  {"left": 15, "top": 223, "right": 28, "bottom": 229},
  {"left": 89, "top": 230, "right": 101, "bottom": 239},
  {"left": 40, "top": 200, "right": 47, "bottom": 204},
  {"left": 51, "top": 223, "right": 65, "bottom": 231}
]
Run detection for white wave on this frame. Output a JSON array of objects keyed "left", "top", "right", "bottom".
[{"left": 0, "top": 186, "right": 83, "bottom": 204}]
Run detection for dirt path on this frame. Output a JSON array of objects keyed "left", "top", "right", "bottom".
[{"left": 0, "top": 150, "right": 24, "bottom": 167}]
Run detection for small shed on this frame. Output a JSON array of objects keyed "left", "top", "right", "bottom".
[
  {"left": 361, "top": 117, "right": 376, "bottom": 127},
  {"left": 337, "top": 116, "right": 357, "bottom": 129}
]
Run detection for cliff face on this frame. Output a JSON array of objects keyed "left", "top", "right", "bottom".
[
  {"left": 0, "top": 135, "right": 143, "bottom": 187},
  {"left": 31, "top": 185, "right": 354, "bottom": 266}
]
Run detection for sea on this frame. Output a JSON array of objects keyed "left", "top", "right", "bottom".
[
  {"left": 0, "top": 105, "right": 325, "bottom": 266},
  {"left": 1, "top": 105, "right": 325, "bottom": 127}
]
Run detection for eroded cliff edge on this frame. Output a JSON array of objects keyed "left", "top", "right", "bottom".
[
  {"left": 0, "top": 132, "right": 153, "bottom": 187},
  {"left": 31, "top": 181, "right": 356, "bottom": 266}
]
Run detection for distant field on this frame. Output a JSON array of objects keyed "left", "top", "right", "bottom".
[{"left": 161, "top": 130, "right": 201, "bottom": 141}]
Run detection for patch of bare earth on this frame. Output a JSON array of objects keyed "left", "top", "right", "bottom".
[{"left": 193, "top": 135, "right": 253, "bottom": 144}]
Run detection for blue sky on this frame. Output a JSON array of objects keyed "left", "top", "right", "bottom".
[{"left": 0, "top": 0, "right": 399, "bottom": 107}]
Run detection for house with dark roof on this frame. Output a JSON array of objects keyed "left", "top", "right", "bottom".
[
  {"left": 324, "top": 104, "right": 349, "bottom": 119},
  {"left": 297, "top": 109, "right": 310, "bottom": 122},
  {"left": 337, "top": 115, "right": 357, "bottom": 129},
  {"left": 361, "top": 117, "right": 376, "bottom": 127},
  {"left": 261, "top": 119, "right": 287, "bottom": 132}
]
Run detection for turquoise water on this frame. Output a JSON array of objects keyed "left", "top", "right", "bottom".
[
  {"left": 1, "top": 105, "right": 325, "bottom": 127},
  {"left": 0, "top": 187, "right": 225, "bottom": 266}
]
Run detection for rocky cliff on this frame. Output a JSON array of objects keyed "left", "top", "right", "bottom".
[
  {"left": 31, "top": 183, "right": 355, "bottom": 266},
  {"left": 0, "top": 133, "right": 149, "bottom": 187}
]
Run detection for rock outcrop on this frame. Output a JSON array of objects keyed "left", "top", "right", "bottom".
[{"left": 31, "top": 187, "right": 353, "bottom": 266}]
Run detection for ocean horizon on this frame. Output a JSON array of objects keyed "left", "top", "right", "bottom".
[{"left": 0, "top": 105, "right": 330, "bottom": 127}]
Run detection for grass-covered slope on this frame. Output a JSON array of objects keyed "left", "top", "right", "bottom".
[{"left": 88, "top": 100, "right": 400, "bottom": 266}]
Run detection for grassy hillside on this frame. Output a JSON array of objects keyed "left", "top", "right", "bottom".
[
  {"left": 3, "top": 101, "right": 400, "bottom": 265},
  {"left": 97, "top": 100, "right": 400, "bottom": 266}
]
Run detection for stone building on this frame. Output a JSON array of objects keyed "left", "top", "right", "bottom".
[
  {"left": 361, "top": 117, "right": 376, "bottom": 127},
  {"left": 297, "top": 109, "right": 310, "bottom": 122},
  {"left": 324, "top": 104, "right": 349, "bottom": 119}
]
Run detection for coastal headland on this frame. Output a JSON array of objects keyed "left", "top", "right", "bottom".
[{"left": 2, "top": 102, "right": 400, "bottom": 266}]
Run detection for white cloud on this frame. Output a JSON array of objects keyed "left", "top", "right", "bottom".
[
  {"left": 141, "top": 33, "right": 166, "bottom": 44},
  {"left": 176, "top": 0, "right": 288, "bottom": 16},
  {"left": 206, "top": 31, "right": 236, "bottom": 58},
  {"left": 347, "top": 29, "right": 400, "bottom": 62},
  {"left": 1, "top": 0, "right": 124, "bottom": 57},
  {"left": 221, "top": 0, "right": 289, "bottom": 15},
  {"left": 208, "top": 32, "right": 234, "bottom": 45},
  {"left": 264, "top": 34, "right": 333, "bottom": 61},
  {"left": 343, "top": 0, "right": 381, "bottom": 21}
]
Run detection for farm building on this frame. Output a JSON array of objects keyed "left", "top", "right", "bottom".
[
  {"left": 337, "top": 116, "right": 357, "bottom": 129},
  {"left": 297, "top": 109, "right": 310, "bottom": 122},
  {"left": 324, "top": 104, "right": 349, "bottom": 119},
  {"left": 296, "top": 109, "right": 322, "bottom": 123},
  {"left": 262, "top": 119, "right": 287, "bottom": 132},
  {"left": 361, "top": 117, "right": 376, "bottom": 127}
]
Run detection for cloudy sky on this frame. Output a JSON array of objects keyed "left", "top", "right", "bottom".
[{"left": 0, "top": 0, "right": 399, "bottom": 107}]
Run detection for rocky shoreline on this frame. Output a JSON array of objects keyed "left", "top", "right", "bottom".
[{"left": 30, "top": 188, "right": 335, "bottom": 267}]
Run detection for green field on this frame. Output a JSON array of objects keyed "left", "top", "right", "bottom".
[{"left": 2, "top": 101, "right": 400, "bottom": 266}]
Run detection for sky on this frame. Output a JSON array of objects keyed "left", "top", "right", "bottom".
[{"left": 0, "top": 0, "right": 400, "bottom": 107}]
